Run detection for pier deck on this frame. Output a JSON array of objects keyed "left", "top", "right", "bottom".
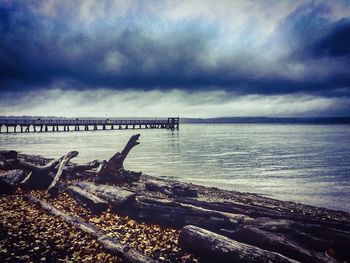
[{"left": 0, "top": 117, "right": 179, "bottom": 133}]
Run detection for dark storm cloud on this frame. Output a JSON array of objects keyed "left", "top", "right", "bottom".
[
  {"left": 0, "top": 0, "right": 349, "bottom": 96},
  {"left": 311, "top": 18, "right": 350, "bottom": 58}
]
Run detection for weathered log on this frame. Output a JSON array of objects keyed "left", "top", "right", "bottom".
[
  {"left": 66, "top": 185, "right": 109, "bottom": 214},
  {"left": 47, "top": 151, "right": 79, "bottom": 197},
  {"left": 245, "top": 217, "right": 350, "bottom": 261},
  {"left": 72, "top": 181, "right": 136, "bottom": 209},
  {"left": 24, "top": 194, "right": 154, "bottom": 263},
  {"left": 0, "top": 169, "right": 26, "bottom": 194},
  {"left": 175, "top": 197, "right": 350, "bottom": 261},
  {"left": 0, "top": 150, "right": 18, "bottom": 160},
  {"left": 97, "top": 134, "right": 142, "bottom": 184},
  {"left": 1, "top": 151, "right": 57, "bottom": 172},
  {"left": 229, "top": 225, "right": 335, "bottom": 263},
  {"left": 179, "top": 225, "right": 297, "bottom": 263},
  {"left": 176, "top": 197, "right": 350, "bottom": 231},
  {"left": 145, "top": 180, "right": 197, "bottom": 198},
  {"left": 1, "top": 151, "right": 57, "bottom": 190},
  {"left": 0, "top": 151, "right": 60, "bottom": 190},
  {"left": 64, "top": 160, "right": 100, "bottom": 177},
  {"left": 119, "top": 196, "right": 252, "bottom": 230},
  {"left": 0, "top": 151, "right": 98, "bottom": 189},
  {"left": 95, "top": 160, "right": 107, "bottom": 173}
]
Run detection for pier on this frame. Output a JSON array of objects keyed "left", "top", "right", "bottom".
[{"left": 0, "top": 117, "right": 179, "bottom": 133}]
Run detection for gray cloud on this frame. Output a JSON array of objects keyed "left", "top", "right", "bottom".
[
  {"left": 1, "top": 88, "right": 349, "bottom": 117},
  {"left": 0, "top": 0, "right": 350, "bottom": 117}
]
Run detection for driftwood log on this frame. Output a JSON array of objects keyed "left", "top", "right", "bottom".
[
  {"left": 118, "top": 196, "right": 252, "bottom": 230},
  {"left": 24, "top": 194, "right": 153, "bottom": 263},
  {"left": 66, "top": 185, "right": 109, "bottom": 214},
  {"left": 0, "top": 169, "right": 26, "bottom": 194},
  {"left": 145, "top": 180, "right": 198, "bottom": 198},
  {"left": 0, "top": 134, "right": 144, "bottom": 194},
  {"left": 228, "top": 225, "right": 336, "bottom": 263},
  {"left": 171, "top": 196, "right": 350, "bottom": 262},
  {"left": 96, "top": 134, "right": 142, "bottom": 184},
  {"left": 47, "top": 151, "right": 79, "bottom": 197},
  {"left": 72, "top": 181, "right": 136, "bottom": 209},
  {"left": 1, "top": 150, "right": 60, "bottom": 190},
  {"left": 178, "top": 225, "right": 297, "bottom": 263}
]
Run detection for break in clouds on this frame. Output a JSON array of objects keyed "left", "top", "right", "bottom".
[
  {"left": 1, "top": 89, "right": 349, "bottom": 118},
  {"left": 0, "top": 0, "right": 350, "bottom": 116}
]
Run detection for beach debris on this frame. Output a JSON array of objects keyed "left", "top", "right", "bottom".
[
  {"left": 118, "top": 196, "right": 246, "bottom": 231},
  {"left": 24, "top": 194, "right": 154, "bottom": 263},
  {"left": 0, "top": 193, "right": 122, "bottom": 262},
  {"left": 66, "top": 185, "right": 109, "bottom": 214},
  {"left": 0, "top": 169, "right": 26, "bottom": 194},
  {"left": 145, "top": 180, "right": 198, "bottom": 198},
  {"left": 0, "top": 134, "right": 143, "bottom": 196},
  {"left": 229, "top": 225, "right": 336, "bottom": 263},
  {"left": 71, "top": 181, "right": 136, "bottom": 209},
  {"left": 46, "top": 150, "right": 79, "bottom": 197},
  {"left": 96, "top": 134, "right": 142, "bottom": 184},
  {"left": 178, "top": 225, "right": 298, "bottom": 263}
]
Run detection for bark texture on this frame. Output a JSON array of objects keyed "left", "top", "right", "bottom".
[{"left": 178, "top": 225, "right": 298, "bottom": 263}]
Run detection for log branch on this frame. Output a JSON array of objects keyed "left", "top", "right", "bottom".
[
  {"left": 97, "top": 134, "right": 142, "bottom": 184},
  {"left": 47, "top": 151, "right": 79, "bottom": 197}
]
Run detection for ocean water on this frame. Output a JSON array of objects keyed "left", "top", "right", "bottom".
[{"left": 1, "top": 124, "right": 350, "bottom": 212}]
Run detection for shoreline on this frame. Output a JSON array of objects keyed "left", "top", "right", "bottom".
[
  {"left": 1, "top": 151, "right": 350, "bottom": 262},
  {"left": 141, "top": 174, "right": 350, "bottom": 221},
  {"left": 167, "top": 177, "right": 350, "bottom": 214}
]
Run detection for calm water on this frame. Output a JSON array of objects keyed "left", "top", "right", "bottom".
[{"left": 1, "top": 124, "right": 350, "bottom": 212}]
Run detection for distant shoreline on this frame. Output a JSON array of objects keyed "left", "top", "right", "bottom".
[{"left": 182, "top": 116, "right": 350, "bottom": 124}]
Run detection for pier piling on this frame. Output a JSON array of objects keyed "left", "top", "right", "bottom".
[{"left": 0, "top": 117, "right": 180, "bottom": 134}]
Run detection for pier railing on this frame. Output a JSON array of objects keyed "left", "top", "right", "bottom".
[{"left": 0, "top": 117, "right": 179, "bottom": 133}]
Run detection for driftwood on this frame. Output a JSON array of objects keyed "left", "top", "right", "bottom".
[
  {"left": 46, "top": 151, "right": 79, "bottom": 197},
  {"left": 97, "top": 134, "right": 142, "bottom": 184},
  {"left": 66, "top": 185, "right": 109, "bottom": 214},
  {"left": 24, "top": 194, "right": 154, "bottom": 263},
  {"left": 170, "top": 197, "right": 349, "bottom": 262},
  {"left": 1, "top": 151, "right": 59, "bottom": 190},
  {"left": 229, "top": 225, "right": 336, "bottom": 263},
  {"left": 0, "top": 169, "right": 26, "bottom": 194},
  {"left": 0, "top": 134, "right": 144, "bottom": 192},
  {"left": 65, "top": 160, "right": 100, "bottom": 178},
  {"left": 72, "top": 181, "right": 136, "bottom": 209},
  {"left": 145, "top": 180, "right": 197, "bottom": 198},
  {"left": 178, "top": 225, "right": 297, "bottom": 263},
  {"left": 118, "top": 196, "right": 252, "bottom": 230}
]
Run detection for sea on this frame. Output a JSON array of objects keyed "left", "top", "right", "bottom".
[{"left": 1, "top": 124, "right": 349, "bottom": 212}]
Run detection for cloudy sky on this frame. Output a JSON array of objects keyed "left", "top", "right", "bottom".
[{"left": 0, "top": 0, "right": 349, "bottom": 117}]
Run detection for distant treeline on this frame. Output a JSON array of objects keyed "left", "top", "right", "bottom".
[{"left": 181, "top": 117, "right": 350, "bottom": 124}]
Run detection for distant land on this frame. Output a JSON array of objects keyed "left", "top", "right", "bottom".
[
  {"left": 1, "top": 116, "right": 350, "bottom": 124},
  {"left": 181, "top": 117, "right": 350, "bottom": 124}
]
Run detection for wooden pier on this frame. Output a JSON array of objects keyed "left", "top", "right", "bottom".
[{"left": 0, "top": 117, "right": 179, "bottom": 133}]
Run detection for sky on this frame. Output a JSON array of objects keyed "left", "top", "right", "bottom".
[{"left": 0, "top": 0, "right": 350, "bottom": 117}]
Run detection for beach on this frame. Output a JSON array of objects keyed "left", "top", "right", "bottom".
[{"left": 1, "top": 147, "right": 350, "bottom": 262}]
